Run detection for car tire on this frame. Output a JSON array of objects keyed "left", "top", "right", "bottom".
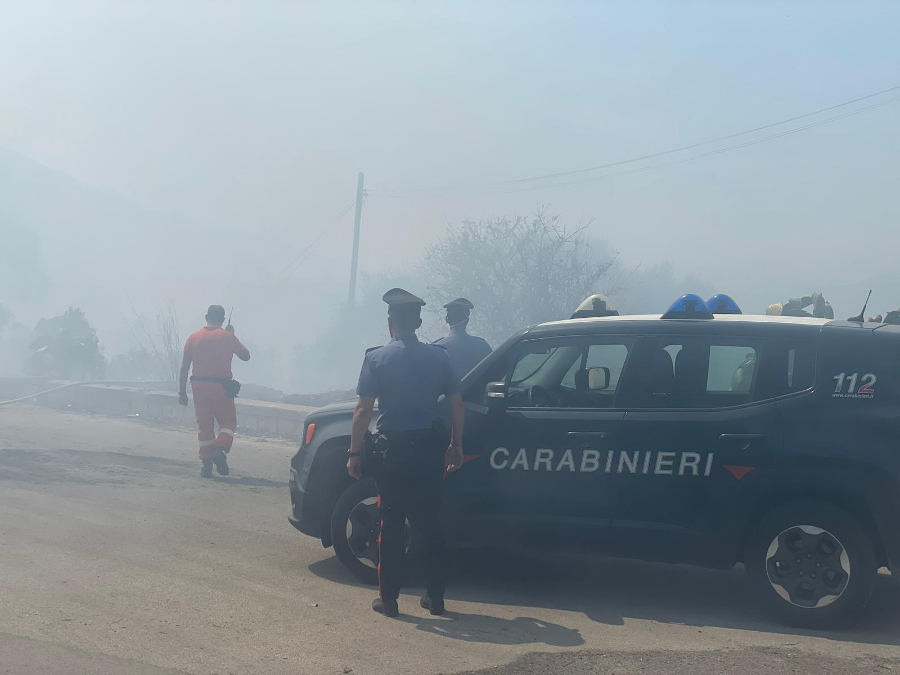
[
  {"left": 745, "top": 501, "right": 877, "bottom": 628},
  {"left": 330, "top": 478, "right": 381, "bottom": 585},
  {"left": 330, "top": 478, "right": 421, "bottom": 587}
]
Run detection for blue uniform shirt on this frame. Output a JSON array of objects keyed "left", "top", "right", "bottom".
[
  {"left": 432, "top": 330, "right": 493, "bottom": 380},
  {"left": 356, "top": 334, "right": 460, "bottom": 433}
]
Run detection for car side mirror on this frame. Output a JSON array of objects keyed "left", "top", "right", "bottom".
[
  {"left": 485, "top": 381, "right": 507, "bottom": 404},
  {"left": 588, "top": 367, "right": 610, "bottom": 390}
]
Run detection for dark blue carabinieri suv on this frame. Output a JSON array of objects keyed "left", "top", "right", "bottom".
[{"left": 289, "top": 295, "right": 900, "bottom": 627}]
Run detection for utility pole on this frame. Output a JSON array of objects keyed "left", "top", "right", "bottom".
[{"left": 347, "top": 171, "right": 365, "bottom": 304}]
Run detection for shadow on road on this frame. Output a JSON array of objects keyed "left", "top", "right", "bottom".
[
  {"left": 209, "top": 475, "right": 287, "bottom": 488},
  {"left": 396, "top": 611, "right": 584, "bottom": 646},
  {"left": 308, "top": 547, "right": 900, "bottom": 647}
]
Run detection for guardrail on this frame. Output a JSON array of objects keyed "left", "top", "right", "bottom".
[{"left": 2, "top": 378, "right": 316, "bottom": 440}]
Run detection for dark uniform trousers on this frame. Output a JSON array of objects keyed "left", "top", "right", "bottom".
[{"left": 376, "top": 427, "right": 447, "bottom": 602}]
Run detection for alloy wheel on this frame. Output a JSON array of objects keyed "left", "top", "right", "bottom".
[
  {"left": 765, "top": 525, "right": 851, "bottom": 608},
  {"left": 344, "top": 497, "right": 410, "bottom": 569}
]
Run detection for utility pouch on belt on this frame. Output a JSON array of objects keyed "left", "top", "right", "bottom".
[
  {"left": 223, "top": 379, "right": 241, "bottom": 398},
  {"left": 362, "top": 431, "right": 388, "bottom": 478},
  {"left": 190, "top": 376, "right": 242, "bottom": 399}
]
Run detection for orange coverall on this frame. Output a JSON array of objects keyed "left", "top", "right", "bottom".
[{"left": 183, "top": 327, "right": 250, "bottom": 460}]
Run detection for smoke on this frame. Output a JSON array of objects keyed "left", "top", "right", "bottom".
[{"left": 2, "top": 3, "right": 899, "bottom": 394}]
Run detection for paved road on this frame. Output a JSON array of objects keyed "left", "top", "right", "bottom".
[{"left": 1, "top": 405, "right": 899, "bottom": 675}]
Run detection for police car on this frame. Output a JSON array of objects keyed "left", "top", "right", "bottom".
[{"left": 289, "top": 294, "right": 900, "bottom": 627}]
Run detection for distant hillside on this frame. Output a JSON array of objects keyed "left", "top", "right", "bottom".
[
  {"left": 0, "top": 149, "right": 252, "bottom": 354},
  {"left": 0, "top": 148, "right": 226, "bottom": 294}
]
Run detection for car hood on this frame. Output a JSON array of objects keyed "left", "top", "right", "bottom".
[{"left": 313, "top": 398, "right": 358, "bottom": 415}]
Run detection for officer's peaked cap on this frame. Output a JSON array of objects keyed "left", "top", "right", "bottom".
[
  {"left": 382, "top": 288, "right": 426, "bottom": 308},
  {"left": 443, "top": 298, "right": 474, "bottom": 311}
]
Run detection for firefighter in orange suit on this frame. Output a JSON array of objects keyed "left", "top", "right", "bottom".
[{"left": 179, "top": 305, "right": 251, "bottom": 478}]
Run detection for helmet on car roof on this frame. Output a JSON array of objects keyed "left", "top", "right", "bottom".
[{"left": 571, "top": 294, "right": 619, "bottom": 319}]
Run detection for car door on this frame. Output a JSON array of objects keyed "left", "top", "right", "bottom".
[
  {"left": 611, "top": 334, "right": 783, "bottom": 566},
  {"left": 448, "top": 334, "right": 633, "bottom": 551}
]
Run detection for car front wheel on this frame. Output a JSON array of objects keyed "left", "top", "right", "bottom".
[
  {"left": 330, "top": 478, "right": 412, "bottom": 586},
  {"left": 746, "top": 501, "right": 877, "bottom": 628}
]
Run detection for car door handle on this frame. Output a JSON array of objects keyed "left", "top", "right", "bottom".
[{"left": 567, "top": 431, "right": 608, "bottom": 438}]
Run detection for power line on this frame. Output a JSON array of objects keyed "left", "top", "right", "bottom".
[
  {"left": 278, "top": 199, "right": 356, "bottom": 279},
  {"left": 495, "top": 83, "right": 900, "bottom": 187},
  {"left": 284, "top": 199, "right": 355, "bottom": 276},
  {"left": 366, "top": 84, "right": 900, "bottom": 197},
  {"left": 500, "top": 95, "right": 900, "bottom": 193}
]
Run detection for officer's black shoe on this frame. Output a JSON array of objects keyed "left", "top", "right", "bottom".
[
  {"left": 212, "top": 448, "right": 229, "bottom": 476},
  {"left": 372, "top": 597, "right": 399, "bottom": 618},
  {"left": 420, "top": 594, "right": 445, "bottom": 616},
  {"left": 200, "top": 459, "right": 213, "bottom": 478}
]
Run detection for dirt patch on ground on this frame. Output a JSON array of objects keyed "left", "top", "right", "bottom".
[
  {"left": 0, "top": 448, "right": 287, "bottom": 488},
  {"left": 453, "top": 646, "right": 900, "bottom": 675}
]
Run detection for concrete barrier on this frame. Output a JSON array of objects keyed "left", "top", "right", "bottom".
[{"left": 21, "top": 380, "right": 316, "bottom": 440}]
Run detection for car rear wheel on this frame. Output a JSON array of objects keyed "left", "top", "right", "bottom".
[
  {"left": 330, "top": 478, "right": 411, "bottom": 586},
  {"left": 746, "top": 501, "right": 876, "bottom": 628}
]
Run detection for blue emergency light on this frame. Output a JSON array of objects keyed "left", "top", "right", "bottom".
[
  {"left": 706, "top": 294, "right": 742, "bottom": 315},
  {"left": 662, "top": 294, "right": 714, "bottom": 320}
]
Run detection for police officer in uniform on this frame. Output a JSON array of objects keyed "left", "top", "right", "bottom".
[
  {"left": 346, "top": 289, "right": 465, "bottom": 618},
  {"left": 432, "top": 298, "right": 493, "bottom": 380}
]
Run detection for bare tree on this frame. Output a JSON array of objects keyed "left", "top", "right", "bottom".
[
  {"left": 154, "top": 300, "right": 181, "bottom": 386},
  {"left": 0, "top": 303, "right": 10, "bottom": 333},
  {"left": 121, "top": 298, "right": 181, "bottom": 387},
  {"left": 422, "top": 208, "right": 621, "bottom": 345}
]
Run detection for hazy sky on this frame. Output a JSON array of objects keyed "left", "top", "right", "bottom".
[{"left": 2, "top": 0, "right": 899, "bottom": 385}]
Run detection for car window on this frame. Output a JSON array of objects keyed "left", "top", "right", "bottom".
[
  {"left": 785, "top": 346, "right": 815, "bottom": 392},
  {"left": 757, "top": 339, "right": 816, "bottom": 398},
  {"left": 624, "top": 336, "right": 761, "bottom": 408},
  {"left": 707, "top": 345, "right": 757, "bottom": 394},
  {"left": 507, "top": 337, "right": 631, "bottom": 409},
  {"left": 561, "top": 344, "right": 629, "bottom": 391}
]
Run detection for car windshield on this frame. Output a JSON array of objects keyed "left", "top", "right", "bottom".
[
  {"left": 509, "top": 347, "right": 561, "bottom": 385},
  {"left": 510, "top": 344, "right": 580, "bottom": 388}
]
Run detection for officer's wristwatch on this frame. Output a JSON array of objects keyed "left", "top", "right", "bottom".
[{"left": 347, "top": 450, "right": 362, "bottom": 457}]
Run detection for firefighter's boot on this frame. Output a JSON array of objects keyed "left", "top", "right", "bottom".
[{"left": 212, "top": 447, "right": 229, "bottom": 476}]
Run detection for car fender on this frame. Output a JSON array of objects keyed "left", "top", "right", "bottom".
[
  {"left": 728, "top": 459, "right": 896, "bottom": 568},
  {"left": 292, "top": 405, "right": 356, "bottom": 544}
]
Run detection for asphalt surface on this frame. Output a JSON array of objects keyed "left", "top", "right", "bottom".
[{"left": 2, "top": 405, "right": 900, "bottom": 675}]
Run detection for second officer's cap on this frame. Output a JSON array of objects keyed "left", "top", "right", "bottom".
[
  {"left": 443, "top": 298, "right": 475, "bottom": 311},
  {"left": 382, "top": 288, "right": 426, "bottom": 315}
]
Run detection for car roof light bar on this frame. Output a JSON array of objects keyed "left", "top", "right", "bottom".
[
  {"left": 662, "top": 294, "right": 715, "bottom": 320},
  {"left": 706, "top": 293, "right": 742, "bottom": 315}
]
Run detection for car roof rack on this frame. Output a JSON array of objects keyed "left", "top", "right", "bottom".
[{"left": 662, "top": 294, "right": 715, "bottom": 320}]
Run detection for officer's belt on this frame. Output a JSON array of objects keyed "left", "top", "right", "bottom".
[
  {"left": 381, "top": 428, "right": 434, "bottom": 444},
  {"left": 381, "top": 423, "right": 446, "bottom": 445}
]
